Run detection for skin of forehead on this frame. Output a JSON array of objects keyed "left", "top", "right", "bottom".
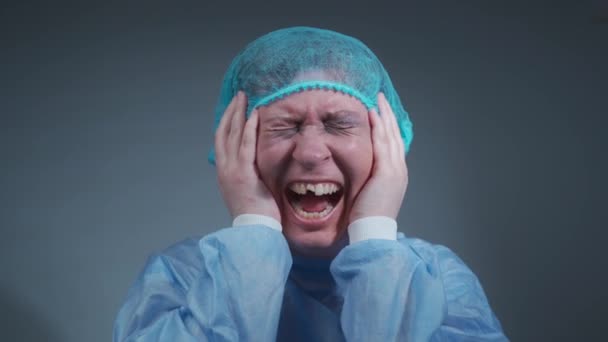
[{"left": 259, "top": 90, "right": 368, "bottom": 123}]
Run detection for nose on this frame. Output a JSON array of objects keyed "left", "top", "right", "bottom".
[{"left": 292, "top": 126, "right": 330, "bottom": 170}]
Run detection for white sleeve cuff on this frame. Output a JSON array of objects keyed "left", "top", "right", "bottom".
[
  {"left": 232, "top": 214, "right": 282, "bottom": 232},
  {"left": 348, "top": 216, "right": 397, "bottom": 244}
]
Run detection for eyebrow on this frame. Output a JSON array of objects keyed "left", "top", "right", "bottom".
[
  {"left": 324, "top": 110, "right": 360, "bottom": 120},
  {"left": 262, "top": 109, "right": 362, "bottom": 125},
  {"left": 263, "top": 115, "right": 299, "bottom": 125}
]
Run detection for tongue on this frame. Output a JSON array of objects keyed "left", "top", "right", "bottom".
[{"left": 299, "top": 193, "right": 330, "bottom": 213}]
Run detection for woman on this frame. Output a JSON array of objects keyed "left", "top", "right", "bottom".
[{"left": 114, "top": 26, "right": 507, "bottom": 341}]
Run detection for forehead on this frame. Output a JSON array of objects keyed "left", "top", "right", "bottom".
[{"left": 257, "top": 89, "right": 367, "bottom": 119}]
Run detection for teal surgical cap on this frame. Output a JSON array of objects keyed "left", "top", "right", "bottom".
[{"left": 208, "top": 26, "right": 413, "bottom": 164}]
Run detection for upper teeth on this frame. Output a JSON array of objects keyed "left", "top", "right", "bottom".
[{"left": 289, "top": 183, "right": 340, "bottom": 196}]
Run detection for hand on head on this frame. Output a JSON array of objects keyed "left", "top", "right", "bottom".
[
  {"left": 349, "top": 93, "right": 408, "bottom": 223},
  {"left": 214, "top": 91, "right": 281, "bottom": 222}
]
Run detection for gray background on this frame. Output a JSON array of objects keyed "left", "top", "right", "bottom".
[{"left": 1, "top": 1, "right": 606, "bottom": 341}]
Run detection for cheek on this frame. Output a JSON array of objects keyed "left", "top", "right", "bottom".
[
  {"left": 330, "top": 135, "right": 373, "bottom": 188},
  {"left": 331, "top": 133, "right": 373, "bottom": 163},
  {"left": 256, "top": 137, "right": 292, "bottom": 186},
  {"left": 347, "top": 136, "right": 372, "bottom": 155}
]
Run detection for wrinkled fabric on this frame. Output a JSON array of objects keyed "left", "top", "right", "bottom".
[
  {"left": 209, "top": 26, "right": 414, "bottom": 164},
  {"left": 114, "top": 225, "right": 508, "bottom": 341}
]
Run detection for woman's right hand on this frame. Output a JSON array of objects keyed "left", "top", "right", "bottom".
[{"left": 214, "top": 91, "right": 281, "bottom": 222}]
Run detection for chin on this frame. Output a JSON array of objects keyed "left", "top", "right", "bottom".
[{"left": 284, "top": 225, "right": 348, "bottom": 258}]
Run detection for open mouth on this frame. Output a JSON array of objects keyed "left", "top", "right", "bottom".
[{"left": 285, "top": 182, "right": 343, "bottom": 220}]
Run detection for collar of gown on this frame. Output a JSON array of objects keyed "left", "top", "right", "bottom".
[{"left": 289, "top": 254, "right": 339, "bottom": 308}]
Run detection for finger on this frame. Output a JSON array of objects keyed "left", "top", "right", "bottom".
[
  {"left": 240, "top": 108, "right": 259, "bottom": 165},
  {"left": 229, "top": 91, "right": 247, "bottom": 138},
  {"left": 379, "top": 93, "right": 405, "bottom": 158},
  {"left": 226, "top": 92, "right": 247, "bottom": 155},
  {"left": 379, "top": 93, "right": 400, "bottom": 142},
  {"left": 369, "top": 108, "right": 388, "bottom": 163},
  {"left": 215, "top": 93, "right": 239, "bottom": 163},
  {"left": 377, "top": 93, "right": 395, "bottom": 157},
  {"left": 217, "top": 92, "right": 239, "bottom": 140},
  {"left": 378, "top": 93, "right": 398, "bottom": 143}
]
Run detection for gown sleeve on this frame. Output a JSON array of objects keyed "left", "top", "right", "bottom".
[
  {"left": 113, "top": 225, "right": 292, "bottom": 342},
  {"left": 330, "top": 236, "right": 508, "bottom": 341},
  {"left": 427, "top": 243, "right": 508, "bottom": 341}
]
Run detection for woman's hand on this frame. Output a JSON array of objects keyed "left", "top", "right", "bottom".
[
  {"left": 215, "top": 91, "right": 281, "bottom": 222},
  {"left": 349, "top": 93, "right": 409, "bottom": 222}
]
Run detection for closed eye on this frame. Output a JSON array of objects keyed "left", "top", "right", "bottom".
[
  {"left": 324, "top": 121, "right": 356, "bottom": 135},
  {"left": 266, "top": 125, "right": 299, "bottom": 138}
]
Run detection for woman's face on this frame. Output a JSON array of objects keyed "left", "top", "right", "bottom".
[{"left": 256, "top": 90, "right": 373, "bottom": 257}]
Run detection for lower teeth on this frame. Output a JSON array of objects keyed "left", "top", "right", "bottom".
[{"left": 293, "top": 202, "right": 334, "bottom": 219}]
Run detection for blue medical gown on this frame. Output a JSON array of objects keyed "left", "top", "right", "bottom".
[{"left": 114, "top": 225, "right": 507, "bottom": 341}]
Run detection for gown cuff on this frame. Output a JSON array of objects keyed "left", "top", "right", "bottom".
[
  {"left": 233, "top": 214, "right": 282, "bottom": 232},
  {"left": 348, "top": 216, "right": 397, "bottom": 244}
]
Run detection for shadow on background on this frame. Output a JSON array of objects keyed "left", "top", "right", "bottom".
[{"left": 0, "top": 288, "right": 64, "bottom": 342}]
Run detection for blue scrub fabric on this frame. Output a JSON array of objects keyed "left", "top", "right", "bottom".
[{"left": 113, "top": 225, "right": 508, "bottom": 341}]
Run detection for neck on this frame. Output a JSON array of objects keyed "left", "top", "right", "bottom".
[{"left": 288, "top": 234, "right": 348, "bottom": 260}]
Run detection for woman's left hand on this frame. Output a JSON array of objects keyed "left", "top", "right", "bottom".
[{"left": 349, "top": 93, "right": 408, "bottom": 222}]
